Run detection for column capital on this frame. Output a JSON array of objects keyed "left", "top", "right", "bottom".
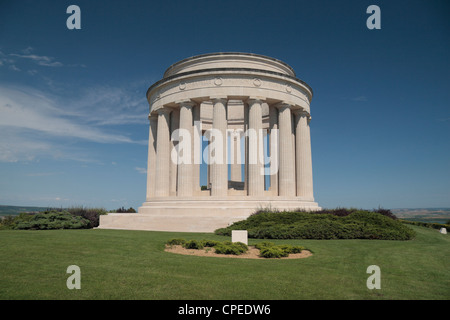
[
  {"left": 209, "top": 96, "right": 227, "bottom": 103},
  {"left": 274, "top": 101, "right": 292, "bottom": 110},
  {"left": 156, "top": 106, "right": 173, "bottom": 115},
  {"left": 148, "top": 113, "right": 158, "bottom": 120},
  {"left": 175, "top": 99, "right": 196, "bottom": 108},
  {"left": 246, "top": 97, "right": 265, "bottom": 104},
  {"left": 293, "top": 108, "right": 309, "bottom": 117}
]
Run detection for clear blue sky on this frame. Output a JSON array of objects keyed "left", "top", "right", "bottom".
[{"left": 0, "top": 0, "right": 449, "bottom": 210}]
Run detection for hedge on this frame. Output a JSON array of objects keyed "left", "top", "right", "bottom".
[
  {"left": 255, "top": 242, "right": 306, "bottom": 258},
  {"left": 215, "top": 209, "right": 415, "bottom": 240},
  {"left": 13, "top": 211, "right": 90, "bottom": 230}
]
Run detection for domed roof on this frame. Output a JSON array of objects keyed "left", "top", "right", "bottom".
[{"left": 163, "top": 52, "right": 296, "bottom": 78}]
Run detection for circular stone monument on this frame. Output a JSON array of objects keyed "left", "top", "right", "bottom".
[{"left": 99, "top": 52, "right": 321, "bottom": 232}]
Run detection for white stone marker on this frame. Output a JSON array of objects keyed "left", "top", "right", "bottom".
[
  {"left": 232, "top": 230, "right": 248, "bottom": 245},
  {"left": 439, "top": 227, "right": 447, "bottom": 234}
]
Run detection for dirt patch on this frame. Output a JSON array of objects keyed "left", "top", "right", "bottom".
[{"left": 165, "top": 245, "right": 313, "bottom": 260}]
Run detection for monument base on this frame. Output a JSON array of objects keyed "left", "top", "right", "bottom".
[{"left": 98, "top": 197, "right": 321, "bottom": 232}]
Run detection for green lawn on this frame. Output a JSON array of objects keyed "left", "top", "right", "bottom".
[{"left": 0, "top": 226, "right": 448, "bottom": 299}]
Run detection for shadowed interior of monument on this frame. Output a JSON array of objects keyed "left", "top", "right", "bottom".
[{"left": 198, "top": 129, "right": 272, "bottom": 193}]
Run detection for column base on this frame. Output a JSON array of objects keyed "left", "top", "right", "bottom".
[{"left": 98, "top": 197, "right": 321, "bottom": 232}]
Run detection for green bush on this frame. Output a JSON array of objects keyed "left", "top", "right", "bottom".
[
  {"left": 166, "top": 238, "right": 186, "bottom": 245},
  {"left": 0, "top": 215, "right": 17, "bottom": 230},
  {"left": 254, "top": 241, "right": 275, "bottom": 250},
  {"left": 0, "top": 213, "right": 35, "bottom": 230},
  {"left": 13, "top": 211, "right": 90, "bottom": 230},
  {"left": 67, "top": 206, "right": 107, "bottom": 228},
  {"left": 259, "top": 246, "right": 288, "bottom": 258},
  {"left": 201, "top": 239, "right": 221, "bottom": 247},
  {"left": 183, "top": 240, "right": 204, "bottom": 250},
  {"left": 277, "top": 244, "right": 305, "bottom": 254},
  {"left": 215, "top": 209, "right": 415, "bottom": 240},
  {"left": 255, "top": 241, "right": 305, "bottom": 258},
  {"left": 1, "top": 207, "right": 109, "bottom": 230},
  {"left": 214, "top": 241, "right": 248, "bottom": 255}
]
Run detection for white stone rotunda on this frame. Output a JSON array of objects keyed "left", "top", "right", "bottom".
[{"left": 99, "top": 52, "right": 321, "bottom": 232}]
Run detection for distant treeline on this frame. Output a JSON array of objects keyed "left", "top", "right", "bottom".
[
  {"left": 0, "top": 205, "right": 136, "bottom": 216},
  {"left": 0, "top": 205, "right": 49, "bottom": 216}
]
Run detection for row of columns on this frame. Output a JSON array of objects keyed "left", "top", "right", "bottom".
[{"left": 146, "top": 98, "right": 314, "bottom": 200}]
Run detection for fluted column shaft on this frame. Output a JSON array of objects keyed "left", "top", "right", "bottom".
[
  {"left": 243, "top": 103, "right": 249, "bottom": 192},
  {"left": 230, "top": 131, "right": 242, "bottom": 182},
  {"left": 211, "top": 98, "right": 228, "bottom": 196},
  {"left": 155, "top": 108, "right": 172, "bottom": 197},
  {"left": 269, "top": 105, "right": 278, "bottom": 195},
  {"left": 295, "top": 110, "right": 314, "bottom": 200},
  {"left": 169, "top": 109, "right": 179, "bottom": 196},
  {"left": 146, "top": 114, "right": 158, "bottom": 200},
  {"left": 247, "top": 98, "right": 264, "bottom": 196},
  {"left": 277, "top": 104, "right": 295, "bottom": 196},
  {"left": 192, "top": 104, "right": 201, "bottom": 191},
  {"left": 177, "top": 101, "right": 194, "bottom": 196}
]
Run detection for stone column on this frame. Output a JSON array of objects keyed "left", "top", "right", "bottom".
[
  {"left": 154, "top": 107, "right": 172, "bottom": 197},
  {"left": 177, "top": 101, "right": 194, "bottom": 197},
  {"left": 247, "top": 98, "right": 264, "bottom": 196},
  {"left": 210, "top": 97, "right": 228, "bottom": 196},
  {"left": 146, "top": 113, "right": 158, "bottom": 200},
  {"left": 276, "top": 103, "right": 295, "bottom": 197},
  {"left": 206, "top": 136, "right": 211, "bottom": 189},
  {"left": 268, "top": 105, "right": 278, "bottom": 195},
  {"left": 192, "top": 104, "right": 201, "bottom": 191},
  {"left": 294, "top": 110, "right": 314, "bottom": 200},
  {"left": 169, "top": 109, "right": 179, "bottom": 196},
  {"left": 230, "top": 131, "right": 242, "bottom": 182},
  {"left": 243, "top": 102, "right": 249, "bottom": 193},
  {"left": 291, "top": 111, "right": 296, "bottom": 192}
]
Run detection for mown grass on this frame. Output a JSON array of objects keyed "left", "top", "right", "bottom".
[{"left": 0, "top": 226, "right": 448, "bottom": 300}]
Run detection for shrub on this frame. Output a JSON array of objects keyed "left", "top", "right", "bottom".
[
  {"left": 277, "top": 244, "right": 304, "bottom": 254},
  {"left": 231, "top": 241, "right": 248, "bottom": 251},
  {"left": 14, "top": 211, "right": 90, "bottom": 230},
  {"left": 166, "top": 238, "right": 186, "bottom": 245},
  {"left": 67, "top": 206, "right": 107, "bottom": 228},
  {"left": 254, "top": 241, "right": 305, "bottom": 258},
  {"left": 0, "top": 215, "right": 17, "bottom": 230},
  {"left": 183, "top": 240, "right": 204, "bottom": 250},
  {"left": 201, "top": 239, "right": 221, "bottom": 247},
  {"left": 0, "top": 213, "right": 35, "bottom": 230},
  {"left": 254, "top": 241, "right": 275, "bottom": 250},
  {"left": 259, "top": 246, "right": 288, "bottom": 258},
  {"left": 215, "top": 209, "right": 415, "bottom": 240},
  {"left": 214, "top": 241, "right": 248, "bottom": 255}
]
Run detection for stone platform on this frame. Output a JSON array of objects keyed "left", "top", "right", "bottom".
[{"left": 98, "top": 197, "right": 321, "bottom": 233}]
